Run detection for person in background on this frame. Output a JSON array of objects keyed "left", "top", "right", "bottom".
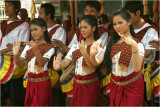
[
  {"left": 19, "top": 8, "right": 31, "bottom": 23},
  {"left": 0, "top": 0, "right": 30, "bottom": 106},
  {"left": 122, "top": 1, "right": 159, "bottom": 106},
  {"left": 38, "top": 3, "right": 67, "bottom": 106},
  {"left": 66, "top": 15, "right": 71, "bottom": 22},
  {"left": 149, "top": 38, "right": 160, "bottom": 106},
  {"left": 63, "top": 20, "right": 73, "bottom": 46},
  {"left": 99, "top": 14, "right": 110, "bottom": 31}
]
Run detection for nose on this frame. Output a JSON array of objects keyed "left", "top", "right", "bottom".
[{"left": 116, "top": 24, "right": 120, "bottom": 29}]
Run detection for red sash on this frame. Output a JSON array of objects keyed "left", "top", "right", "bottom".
[
  {"left": 1, "top": 20, "right": 24, "bottom": 37},
  {"left": 135, "top": 25, "right": 158, "bottom": 41},
  {"left": 26, "top": 43, "right": 54, "bottom": 65},
  {"left": 48, "top": 25, "right": 61, "bottom": 39},
  {"left": 0, "top": 21, "right": 7, "bottom": 47}
]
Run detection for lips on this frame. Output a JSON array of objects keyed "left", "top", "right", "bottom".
[
  {"left": 81, "top": 33, "right": 86, "bottom": 36},
  {"left": 5, "top": 10, "right": 8, "bottom": 13}
]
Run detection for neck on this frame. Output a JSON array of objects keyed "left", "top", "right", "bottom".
[
  {"left": 8, "top": 14, "right": 19, "bottom": 21},
  {"left": 36, "top": 39, "right": 46, "bottom": 45},
  {"left": 46, "top": 19, "right": 56, "bottom": 28},
  {"left": 133, "top": 18, "right": 146, "bottom": 29},
  {"left": 85, "top": 35, "right": 95, "bottom": 45},
  {"left": 36, "top": 36, "right": 46, "bottom": 45}
]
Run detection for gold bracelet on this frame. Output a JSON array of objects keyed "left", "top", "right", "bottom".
[{"left": 132, "top": 49, "right": 139, "bottom": 53}]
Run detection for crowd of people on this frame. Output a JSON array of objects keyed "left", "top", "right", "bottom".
[{"left": 0, "top": 0, "right": 159, "bottom": 106}]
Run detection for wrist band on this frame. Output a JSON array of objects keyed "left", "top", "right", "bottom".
[{"left": 132, "top": 49, "right": 139, "bottom": 53}]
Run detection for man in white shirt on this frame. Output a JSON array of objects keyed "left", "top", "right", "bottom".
[
  {"left": 0, "top": 0, "right": 30, "bottom": 106},
  {"left": 122, "top": 1, "right": 158, "bottom": 106},
  {"left": 38, "top": 3, "right": 67, "bottom": 106}
]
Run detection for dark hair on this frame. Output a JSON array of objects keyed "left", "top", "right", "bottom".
[
  {"left": 101, "top": 14, "right": 109, "bottom": 23},
  {"left": 85, "top": 1, "right": 101, "bottom": 12},
  {"left": 143, "top": 15, "right": 152, "bottom": 24},
  {"left": 40, "top": 3, "right": 55, "bottom": 20},
  {"left": 67, "top": 15, "right": 71, "bottom": 19},
  {"left": 104, "top": 10, "right": 135, "bottom": 74},
  {"left": 122, "top": 1, "right": 143, "bottom": 18},
  {"left": 5, "top": 0, "right": 21, "bottom": 15},
  {"left": 30, "top": 18, "right": 51, "bottom": 43},
  {"left": 80, "top": 15, "right": 99, "bottom": 41}
]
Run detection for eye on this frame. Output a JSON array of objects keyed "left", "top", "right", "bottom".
[{"left": 118, "top": 21, "right": 123, "bottom": 24}]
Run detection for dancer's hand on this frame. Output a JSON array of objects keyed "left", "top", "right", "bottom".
[
  {"left": 25, "top": 40, "right": 37, "bottom": 48},
  {"left": 90, "top": 39, "right": 102, "bottom": 56},
  {"left": 53, "top": 53, "right": 62, "bottom": 70},
  {"left": 13, "top": 41, "right": 21, "bottom": 56},
  {"left": 118, "top": 33, "right": 137, "bottom": 47}
]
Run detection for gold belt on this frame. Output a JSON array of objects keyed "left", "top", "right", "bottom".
[
  {"left": 111, "top": 73, "right": 140, "bottom": 86},
  {"left": 75, "top": 77, "right": 98, "bottom": 84},
  {"left": 28, "top": 76, "right": 50, "bottom": 82}
]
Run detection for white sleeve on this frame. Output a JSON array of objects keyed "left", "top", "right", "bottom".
[
  {"left": 43, "top": 48, "right": 55, "bottom": 60},
  {"left": 65, "top": 44, "right": 77, "bottom": 60},
  {"left": 18, "top": 22, "right": 30, "bottom": 42},
  {"left": 143, "top": 28, "right": 158, "bottom": 50},
  {"left": 51, "top": 27, "right": 67, "bottom": 44},
  {"left": 68, "top": 33, "right": 78, "bottom": 48},
  {"left": 100, "top": 32, "right": 108, "bottom": 47},
  {"left": 20, "top": 45, "right": 29, "bottom": 59},
  {"left": 138, "top": 43, "right": 145, "bottom": 56}
]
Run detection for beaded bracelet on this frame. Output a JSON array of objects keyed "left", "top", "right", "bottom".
[{"left": 132, "top": 49, "right": 139, "bottom": 53}]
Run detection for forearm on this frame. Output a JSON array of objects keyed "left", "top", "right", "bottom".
[
  {"left": 54, "top": 58, "right": 71, "bottom": 71},
  {"left": 33, "top": 46, "right": 48, "bottom": 67},
  {"left": 14, "top": 55, "right": 23, "bottom": 66},
  {"left": 82, "top": 52, "right": 96, "bottom": 70},
  {"left": 90, "top": 55, "right": 100, "bottom": 66},
  {"left": 61, "top": 44, "right": 70, "bottom": 53},
  {"left": 132, "top": 44, "right": 144, "bottom": 72},
  {"left": 0, "top": 48, "right": 11, "bottom": 55}
]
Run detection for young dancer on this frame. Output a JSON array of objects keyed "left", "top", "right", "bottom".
[
  {"left": 122, "top": 1, "right": 158, "bottom": 105},
  {"left": 38, "top": 3, "right": 67, "bottom": 106},
  {"left": 91, "top": 10, "right": 145, "bottom": 106},
  {"left": 13, "top": 18, "right": 55, "bottom": 106},
  {"left": 53, "top": 15, "right": 104, "bottom": 106}
]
